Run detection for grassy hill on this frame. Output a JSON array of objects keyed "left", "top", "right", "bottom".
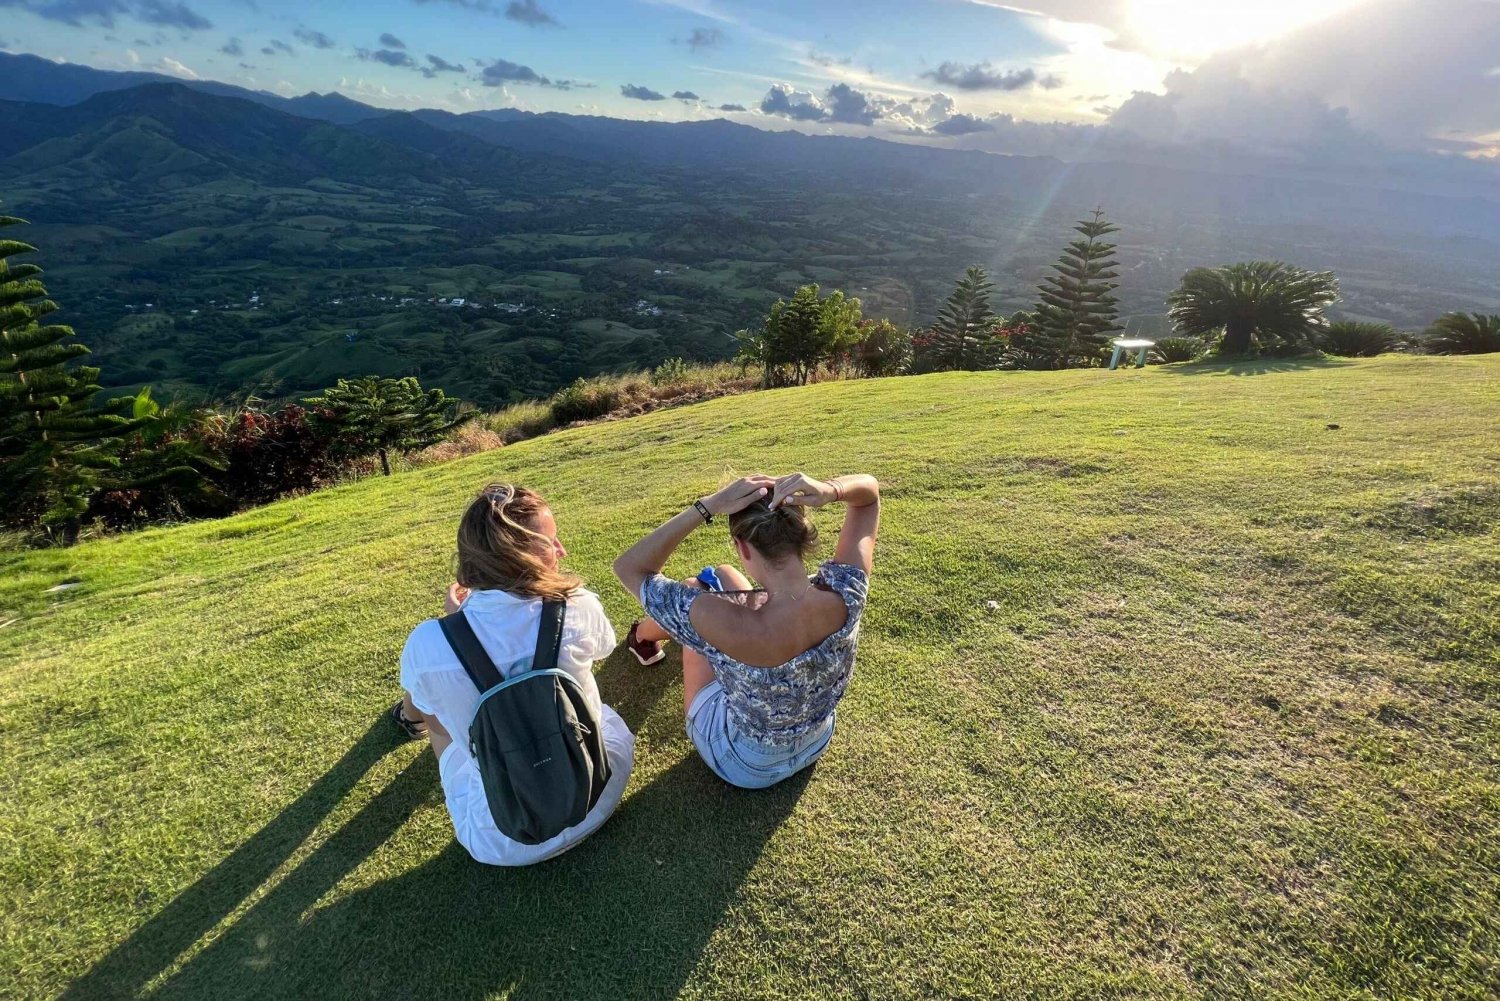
[{"left": 2, "top": 356, "right": 1496, "bottom": 999}]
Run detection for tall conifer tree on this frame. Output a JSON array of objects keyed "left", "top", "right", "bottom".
[
  {"left": 1021, "top": 209, "right": 1123, "bottom": 367},
  {"left": 0, "top": 215, "right": 128, "bottom": 533},
  {"left": 931, "top": 266, "right": 997, "bottom": 370}
]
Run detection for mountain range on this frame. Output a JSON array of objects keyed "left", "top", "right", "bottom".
[{"left": 2, "top": 50, "right": 1498, "bottom": 406}]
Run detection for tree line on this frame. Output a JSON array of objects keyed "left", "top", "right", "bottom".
[
  {"left": 735, "top": 209, "right": 1499, "bottom": 384},
  {"left": 6, "top": 210, "right": 1498, "bottom": 545}
]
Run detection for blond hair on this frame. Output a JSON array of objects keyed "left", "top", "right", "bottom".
[{"left": 455, "top": 483, "right": 581, "bottom": 600}]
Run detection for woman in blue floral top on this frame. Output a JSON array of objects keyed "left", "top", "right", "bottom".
[{"left": 614, "top": 472, "right": 879, "bottom": 788}]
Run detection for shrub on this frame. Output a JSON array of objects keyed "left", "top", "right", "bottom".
[
  {"left": 201, "top": 403, "right": 345, "bottom": 508},
  {"left": 406, "top": 422, "right": 507, "bottom": 468},
  {"left": 1318, "top": 321, "right": 1400, "bottom": 357},
  {"left": 550, "top": 377, "right": 622, "bottom": 425},
  {"left": 1150, "top": 336, "right": 1206, "bottom": 363},
  {"left": 651, "top": 357, "right": 690, "bottom": 386},
  {"left": 486, "top": 400, "right": 556, "bottom": 444},
  {"left": 86, "top": 390, "right": 227, "bottom": 528},
  {"left": 1423, "top": 312, "right": 1500, "bottom": 355},
  {"left": 849, "top": 319, "right": 913, "bottom": 377}
]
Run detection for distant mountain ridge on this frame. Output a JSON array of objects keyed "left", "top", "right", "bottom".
[
  {"left": 2, "top": 64, "right": 1496, "bottom": 407},
  {"left": 0, "top": 51, "right": 389, "bottom": 124}
]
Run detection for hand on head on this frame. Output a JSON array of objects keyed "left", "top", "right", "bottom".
[
  {"left": 770, "top": 472, "right": 835, "bottom": 510},
  {"left": 702, "top": 474, "right": 777, "bottom": 516}
]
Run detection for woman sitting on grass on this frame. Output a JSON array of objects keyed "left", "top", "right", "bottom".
[
  {"left": 394, "top": 484, "right": 635, "bottom": 865},
  {"left": 614, "top": 472, "right": 879, "bottom": 789}
]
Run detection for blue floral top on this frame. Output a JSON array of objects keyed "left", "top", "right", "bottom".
[{"left": 641, "top": 561, "right": 869, "bottom": 746}]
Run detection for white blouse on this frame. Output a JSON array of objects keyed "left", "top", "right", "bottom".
[{"left": 399, "top": 587, "right": 634, "bottom": 865}]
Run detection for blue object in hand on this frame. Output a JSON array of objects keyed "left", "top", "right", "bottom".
[{"left": 697, "top": 566, "right": 725, "bottom": 592}]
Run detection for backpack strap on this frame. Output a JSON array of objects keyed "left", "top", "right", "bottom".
[
  {"left": 534, "top": 598, "right": 567, "bottom": 672},
  {"left": 439, "top": 611, "right": 504, "bottom": 693},
  {"left": 438, "top": 599, "right": 567, "bottom": 694}
]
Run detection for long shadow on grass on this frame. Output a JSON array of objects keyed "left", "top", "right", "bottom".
[
  {"left": 148, "top": 755, "right": 810, "bottom": 1000},
  {"left": 1160, "top": 356, "right": 1354, "bottom": 377},
  {"left": 59, "top": 719, "right": 405, "bottom": 1001},
  {"left": 69, "top": 648, "right": 807, "bottom": 1000}
]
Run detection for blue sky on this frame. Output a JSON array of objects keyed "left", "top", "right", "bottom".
[
  {"left": 2, "top": 0, "right": 1497, "bottom": 168},
  {"left": 0, "top": 1, "right": 1160, "bottom": 120}
]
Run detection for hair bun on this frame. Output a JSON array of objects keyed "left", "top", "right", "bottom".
[{"left": 727, "top": 495, "right": 819, "bottom": 562}]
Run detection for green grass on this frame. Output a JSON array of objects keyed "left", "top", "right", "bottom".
[{"left": 2, "top": 355, "right": 1497, "bottom": 1000}]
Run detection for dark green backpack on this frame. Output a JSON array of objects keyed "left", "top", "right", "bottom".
[{"left": 439, "top": 600, "right": 612, "bottom": 845}]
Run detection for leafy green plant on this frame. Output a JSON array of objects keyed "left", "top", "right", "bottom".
[
  {"left": 1150, "top": 336, "right": 1207, "bottom": 363},
  {"left": 756, "top": 284, "right": 863, "bottom": 387},
  {"left": 849, "top": 319, "right": 913, "bottom": 377},
  {"left": 1168, "top": 261, "right": 1340, "bottom": 356},
  {"left": 203, "top": 402, "right": 345, "bottom": 507},
  {"left": 549, "top": 377, "right": 623, "bottom": 425},
  {"left": 1423, "top": 312, "right": 1500, "bottom": 355},
  {"left": 87, "top": 389, "right": 227, "bottom": 527},
  {"left": 651, "top": 357, "right": 690, "bottom": 386},
  {"left": 1318, "top": 321, "right": 1400, "bottom": 357},
  {"left": 305, "top": 376, "right": 473, "bottom": 476}
]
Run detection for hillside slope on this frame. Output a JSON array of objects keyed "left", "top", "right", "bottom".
[{"left": 2, "top": 357, "right": 1497, "bottom": 999}]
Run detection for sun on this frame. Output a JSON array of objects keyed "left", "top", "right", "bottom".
[{"left": 1125, "top": 0, "right": 1366, "bottom": 58}]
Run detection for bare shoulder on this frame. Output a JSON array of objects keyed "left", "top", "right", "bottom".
[{"left": 692, "top": 587, "right": 848, "bottom": 668}]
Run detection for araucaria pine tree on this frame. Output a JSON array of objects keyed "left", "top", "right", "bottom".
[
  {"left": 1023, "top": 209, "right": 1123, "bottom": 368},
  {"left": 0, "top": 215, "right": 128, "bottom": 533},
  {"left": 931, "top": 266, "right": 997, "bottom": 370},
  {"left": 306, "top": 375, "right": 473, "bottom": 476}
]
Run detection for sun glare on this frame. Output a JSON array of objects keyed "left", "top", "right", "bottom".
[{"left": 1126, "top": 0, "right": 1366, "bottom": 58}]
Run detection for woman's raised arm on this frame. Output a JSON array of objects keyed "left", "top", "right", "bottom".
[
  {"left": 769, "top": 472, "right": 879, "bottom": 575},
  {"left": 612, "top": 475, "right": 775, "bottom": 602}
]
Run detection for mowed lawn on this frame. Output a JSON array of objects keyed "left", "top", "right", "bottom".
[{"left": 2, "top": 356, "right": 1496, "bottom": 1000}]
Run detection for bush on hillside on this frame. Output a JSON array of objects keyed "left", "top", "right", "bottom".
[
  {"left": 1317, "top": 321, "right": 1401, "bottom": 357},
  {"left": 651, "top": 357, "right": 690, "bottom": 386},
  {"left": 1423, "top": 312, "right": 1500, "bottom": 355},
  {"left": 848, "top": 319, "right": 913, "bottom": 377},
  {"left": 87, "top": 389, "right": 228, "bottom": 527},
  {"left": 485, "top": 400, "right": 556, "bottom": 443},
  {"left": 1150, "top": 336, "right": 1207, "bottom": 363},
  {"left": 406, "top": 422, "right": 507, "bottom": 468},
  {"left": 550, "top": 377, "right": 624, "bottom": 424},
  {"left": 202, "top": 403, "right": 345, "bottom": 508}
]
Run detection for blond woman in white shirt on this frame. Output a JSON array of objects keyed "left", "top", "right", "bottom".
[{"left": 394, "top": 484, "right": 635, "bottom": 865}]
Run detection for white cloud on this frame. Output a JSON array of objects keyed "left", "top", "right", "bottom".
[
  {"left": 157, "top": 56, "right": 199, "bottom": 79},
  {"left": 1106, "top": 0, "right": 1500, "bottom": 157}
]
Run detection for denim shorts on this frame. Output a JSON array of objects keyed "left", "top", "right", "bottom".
[{"left": 686, "top": 680, "right": 833, "bottom": 789}]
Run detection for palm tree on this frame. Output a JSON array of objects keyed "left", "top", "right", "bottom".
[
  {"left": 1167, "top": 261, "right": 1340, "bottom": 356},
  {"left": 1318, "top": 321, "right": 1400, "bottom": 357},
  {"left": 1423, "top": 312, "right": 1500, "bottom": 355}
]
